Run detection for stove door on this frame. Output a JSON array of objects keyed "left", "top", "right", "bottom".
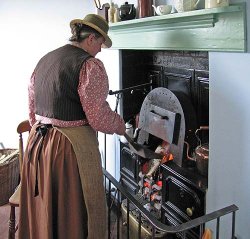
[
  {"left": 120, "top": 142, "right": 140, "bottom": 195},
  {"left": 137, "top": 87, "right": 186, "bottom": 167},
  {"left": 161, "top": 163, "right": 206, "bottom": 239}
]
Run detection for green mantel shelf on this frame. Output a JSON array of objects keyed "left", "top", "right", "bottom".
[{"left": 109, "top": 3, "right": 247, "bottom": 52}]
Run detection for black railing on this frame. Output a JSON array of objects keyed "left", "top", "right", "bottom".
[{"left": 103, "top": 168, "right": 238, "bottom": 239}]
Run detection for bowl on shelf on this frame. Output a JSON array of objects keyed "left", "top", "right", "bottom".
[{"left": 152, "top": 5, "right": 172, "bottom": 15}]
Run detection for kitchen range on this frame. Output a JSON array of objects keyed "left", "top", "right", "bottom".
[{"left": 108, "top": 50, "right": 209, "bottom": 238}]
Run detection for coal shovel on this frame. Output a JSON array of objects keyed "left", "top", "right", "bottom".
[{"left": 123, "top": 133, "right": 162, "bottom": 159}]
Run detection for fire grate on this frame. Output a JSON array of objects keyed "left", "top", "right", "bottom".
[{"left": 104, "top": 167, "right": 238, "bottom": 239}]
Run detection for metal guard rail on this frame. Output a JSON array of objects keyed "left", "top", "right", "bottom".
[{"left": 103, "top": 167, "right": 239, "bottom": 238}]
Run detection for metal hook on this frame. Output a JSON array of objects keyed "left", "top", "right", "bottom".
[
  {"left": 94, "top": 0, "right": 102, "bottom": 10},
  {"left": 114, "top": 93, "right": 121, "bottom": 113}
]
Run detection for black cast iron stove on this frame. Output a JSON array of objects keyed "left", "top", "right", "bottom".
[{"left": 119, "top": 87, "right": 207, "bottom": 239}]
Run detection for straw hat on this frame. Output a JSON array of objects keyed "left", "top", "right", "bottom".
[{"left": 70, "top": 14, "right": 112, "bottom": 48}]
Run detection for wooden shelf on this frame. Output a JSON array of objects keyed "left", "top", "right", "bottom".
[{"left": 109, "top": 3, "right": 247, "bottom": 52}]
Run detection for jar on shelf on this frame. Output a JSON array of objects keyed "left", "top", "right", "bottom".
[
  {"left": 138, "top": 0, "right": 153, "bottom": 18},
  {"left": 114, "top": 7, "right": 120, "bottom": 23},
  {"left": 108, "top": 1, "right": 115, "bottom": 23},
  {"left": 119, "top": 2, "right": 136, "bottom": 21}
]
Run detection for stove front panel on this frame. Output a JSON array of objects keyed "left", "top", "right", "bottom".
[{"left": 161, "top": 163, "right": 207, "bottom": 239}]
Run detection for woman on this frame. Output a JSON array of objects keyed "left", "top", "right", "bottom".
[{"left": 18, "top": 14, "right": 125, "bottom": 239}]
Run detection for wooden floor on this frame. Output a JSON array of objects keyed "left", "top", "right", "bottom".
[
  {"left": 0, "top": 204, "right": 19, "bottom": 239},
  {"left": 0, "top": 203, "right": 124, "bottom": 239}
]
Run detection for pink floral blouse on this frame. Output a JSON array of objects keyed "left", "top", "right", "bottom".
[{"left": 28, "top": 57, "right": 125, "bottom": 135}]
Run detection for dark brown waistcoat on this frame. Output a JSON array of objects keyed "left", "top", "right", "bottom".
[{"left": 34, "top": 44, "right": 91, "bottom": 121}]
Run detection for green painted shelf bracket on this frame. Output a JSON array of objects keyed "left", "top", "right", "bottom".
[{"left": 109, "top": 3, "right": 247, "bottom": 52}]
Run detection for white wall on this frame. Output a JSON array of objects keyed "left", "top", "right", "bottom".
[
  {"left": 0, "top": 0, "right": 95, "bottom": 148},
  {"left": 207, "top": 52, "right": 250, "bottom": 239},
  {"left": 97, "top": 49, "right": 121, "bottom": 178}
]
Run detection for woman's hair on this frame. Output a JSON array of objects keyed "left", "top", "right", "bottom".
[{"left": 69, "top": 24, "right": 102, "bottom": 42}]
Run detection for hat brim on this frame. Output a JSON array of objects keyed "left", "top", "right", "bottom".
[{"left": 70, "top": 19, "right": 112, "bottom": 48}]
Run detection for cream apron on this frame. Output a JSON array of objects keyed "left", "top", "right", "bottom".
[{"left": 55, "top": 126, "right": 107, "bottom": 239}]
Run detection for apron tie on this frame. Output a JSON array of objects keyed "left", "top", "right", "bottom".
[{"left": 27, "top": 124, "right": 52, "bottom": 197}]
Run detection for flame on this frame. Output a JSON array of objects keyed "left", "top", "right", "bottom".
[
  {"left": 144, "top": 182, "right": 150, "bottom": 188},
  {"left": 157, "top": 180, "right": 162, "bottom": 187},
  {"left": 161, "top": 153, "right": 173, "bottom": 164},
  {"left": 155, "top": 141, "right": 174, "bottom": 164}
]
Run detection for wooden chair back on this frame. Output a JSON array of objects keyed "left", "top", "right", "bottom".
[{"left": 16, "top": 120, "right": 31, "bottom": 176}]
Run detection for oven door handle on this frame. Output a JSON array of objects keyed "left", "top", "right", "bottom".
[
  {"left": 124, "top": 133, "right": 162, "bottom": 159},
  {"left": 150, "top": 110, "right": 169, "bottom": 120}
]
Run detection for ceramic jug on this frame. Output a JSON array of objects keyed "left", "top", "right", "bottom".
[
  {"left": 205, "top": 0, "right": 229, "bottom": 9},
  {"left": 174, "top": 0, "right": 200, "bottom": 12}
]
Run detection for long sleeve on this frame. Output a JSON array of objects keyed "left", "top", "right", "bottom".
[
  {"left": 78, "top": 58, "right": 125, "bottom": 135},
  {"left": 28, "top": 72, "right": 37, "bottom": 126}
]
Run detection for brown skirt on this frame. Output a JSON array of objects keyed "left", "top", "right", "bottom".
[{"left": 18, "top": 125, "right": 106, "bottom": 239}]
